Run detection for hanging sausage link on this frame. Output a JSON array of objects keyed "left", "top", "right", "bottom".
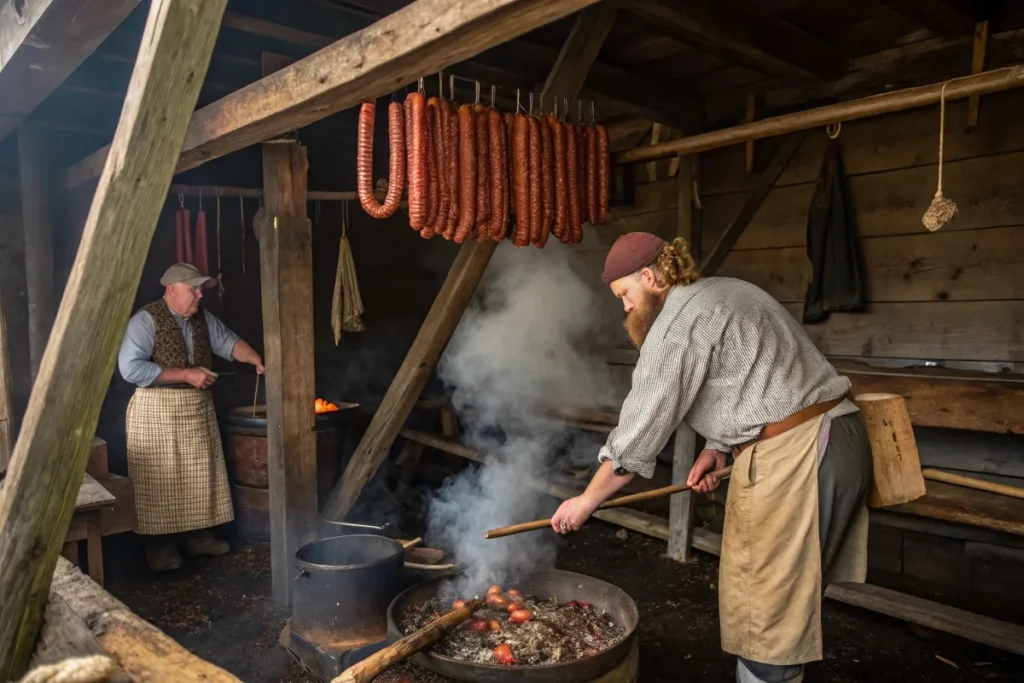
[
  {"left": 527, "top": 115, "right": 542, "bottom": 246},
  {"left": 474, "top": 106, "right": 491, "bottom": 241},
  {"left": 488, "top": 109, "right": 507, "bottom": 240},
  {"left": 406, "top": 93, "right": 427, "bottom": 228},
  {"left": 357, "top": 101, "right": 405, "bottom": 219},
  {"left": 565, "top": 122, "right": 582, "bottom": 243},
  {"left": 596, "top": 124, "right": 610, "bottom": 225},
  {"left": 512, "top": 113, "right": 530, "bottom": 247},
  {"left": 549, "top": 115, "right": 568, "bottom": 242},
  {"left": 454, "top": 104, "right": 478, "bottom": 243}
]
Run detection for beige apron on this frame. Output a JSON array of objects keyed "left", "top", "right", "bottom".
[
  {"left": 719, "top": 415, "right": 868, "bottom": 665},
  {"left": 126, "top": 386, "right": 234, "bottom": 535}
]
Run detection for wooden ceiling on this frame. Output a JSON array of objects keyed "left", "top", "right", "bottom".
[{"left": 20, "top": 0, "right": 1024, "bottom": 156}]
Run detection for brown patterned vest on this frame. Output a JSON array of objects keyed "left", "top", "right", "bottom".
[{"left": 143, "top": 300, "right": 213, "bottom": 369}]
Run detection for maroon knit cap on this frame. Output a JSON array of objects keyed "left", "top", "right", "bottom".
[{"left": 601, "top": 232, "right": 667, "bottom": 284}]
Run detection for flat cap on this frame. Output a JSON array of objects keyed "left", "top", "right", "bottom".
[
  {"left": 160, "top": 262, "right": 213, "bottom": 288},
  {"left": 601, "top": 232, "right": 667, "bottom": 284}
]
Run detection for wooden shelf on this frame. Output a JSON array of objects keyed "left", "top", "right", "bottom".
[{"left": 890, "top": 480, "right": 1024, "bottom": 537}]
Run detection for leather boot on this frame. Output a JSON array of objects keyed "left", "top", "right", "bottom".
[
  {"left": 145, "top": 536, "right": 184, "bottom": 572},
  {"left": 184, "top": 529, "right": 230, "bottom": 557}
]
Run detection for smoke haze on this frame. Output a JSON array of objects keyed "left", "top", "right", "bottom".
[{"left": 427, "top": 241, "right": 619, "bottom": 595}]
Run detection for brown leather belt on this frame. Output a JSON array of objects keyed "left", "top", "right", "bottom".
[{"left": 733, "top": 396, "right": 845, "bottom": 456}]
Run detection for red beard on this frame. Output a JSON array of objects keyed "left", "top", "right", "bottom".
[{"left": 623, "top": 290, "right": 664, "bottom": 349}]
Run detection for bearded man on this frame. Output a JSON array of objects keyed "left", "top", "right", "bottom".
[
  {"left": 118, "top": 263, "right": 264, "bottom": 572},
  {"left": 551, "top": 232, "right": 872, "bottom": 683}
]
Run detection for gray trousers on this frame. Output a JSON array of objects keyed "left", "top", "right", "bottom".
[{"left": 736, "top": 413, "right": 872, "bottom": 683}]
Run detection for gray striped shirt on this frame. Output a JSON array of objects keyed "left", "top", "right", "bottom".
[{"left": 598, "top": 277, "right": 857, "bottom": 478}]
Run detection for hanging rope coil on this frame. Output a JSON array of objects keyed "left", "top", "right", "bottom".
[{"left": 922, "top": 82, "right": 958, "bottom": 231}]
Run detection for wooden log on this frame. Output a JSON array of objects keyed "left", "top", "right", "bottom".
[
  {"left": 617, "top": 65, "right": 1024, "bottom": 165},
  {"left": 922, "top": 468, "right": 1024, "bottom": 501},
  {"left": 667, "top": 423, "right": 698, "bottom": 563},
  {"left": 700, "top": 134, "right": 803, "bottom": 276},
  {"left": 321, "top": 241, "right": 498, "bottom": 521},
  {"left": 17, "top": 125, "right": 57, "bottom": 379},
  {"left": 854, "top": 393, "right": 927, "bottom": 508},
  {"left": 0, "top": 0, "right": 227, "bottom": 677},
  {"left": 31, "top": 592, "right": 128, "bottom": 682},
  {"left": 483, "top": 466, "right": 732, "bottom": 539},
  {"left": 64, "top": 0, "right": 603, "bottom": 188},
  {"left": 332, "top": 599, "right": 486, "bottom": 683}
]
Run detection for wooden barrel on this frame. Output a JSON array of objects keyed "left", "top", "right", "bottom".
[{"left": 221, "top": 403, "right": 360, "bottom": 541}]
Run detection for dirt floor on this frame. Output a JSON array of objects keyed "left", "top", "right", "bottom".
[{"left": 104, "top": 525, "right": 1023, "bottom": 682}]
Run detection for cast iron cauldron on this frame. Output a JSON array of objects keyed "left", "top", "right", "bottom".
[
  {"left": 292, "top": 535, "right": 406, "bottom": 651},
  {"left": 386, "top": 569, "right": 639, "bottom": 683}
]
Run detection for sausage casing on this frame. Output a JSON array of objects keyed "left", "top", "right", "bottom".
[
  {"left": 596, "top": 124, "right": 610, "bottom": 225},
  {"left": 527, "top": 116, "right": 542, "bottom": 245},
  {"left": 406, "top": 93, "right": 427, "bottom": 228},
  {"left": 512, "top": 114, "right": 530, "bottom": 247},
  {"left": 548, "top": 115, "right": 568, "bottom": 242},
  {"left": 565, "top": 123, "right": 582, "bottom": 243},
  {"left": 537, "top": 117, "right": 553, "bottom": 247},
  {"left": 488, "top": 110, "right": 506, "bottom": 240},
  {"left": 356, "top": 101, "right": 406, "bottom": 220},
  {"left": 443, "top": 101, "right": 458, "bottom": 239},
  {"left": 585, "top": 124, "right": 599, "bottom": 227},
  {"left": 454, "top": 104, "right": 478, "bottom": 243},
  {"left": 474, "top": 106, "right": 491, "bottom": 241}
]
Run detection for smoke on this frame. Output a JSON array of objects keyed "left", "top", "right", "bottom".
[{"left": 426, "top": 240, "right": 619, "bottom": 595}]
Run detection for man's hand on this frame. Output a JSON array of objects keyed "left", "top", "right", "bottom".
[
  {"left": 687, "top": 448, "right": 728, "bottom": 493},
  {"left": 551, "top": 495, "right": 600, "bottom": 534},
  {"left": 185, "top": 367, "right": 217, "bottom": 390},
  {"left": 254, "top": 359, "right": 265, "bottom": 375}
]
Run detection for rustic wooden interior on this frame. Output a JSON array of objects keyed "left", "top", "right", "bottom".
[{"left": 1, "top": 0, "right": 1023, "bottom": 680}]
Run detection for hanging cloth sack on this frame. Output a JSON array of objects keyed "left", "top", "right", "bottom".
[{"left": 802, "top": 136, "right": 866, "bottom": 323}]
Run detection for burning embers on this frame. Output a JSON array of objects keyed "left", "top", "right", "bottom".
[
  {"left": 399, "top": 583, "right": 625, "bottom": 667},
  {"left": 315, "top": 397, "right": 341, "bottom": 414}
]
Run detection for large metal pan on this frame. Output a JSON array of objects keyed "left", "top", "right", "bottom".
[{"left": 386, "top": 569, "right": 638, "bottom": 683}]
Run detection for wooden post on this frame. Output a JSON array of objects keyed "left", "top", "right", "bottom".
[
  {"left": 966, "top": 21, "right": 989, "bottom": 129},
  {"left": 259, "top": 72, "right": 316, "bottom": 605},
  {"left": 322, "top": 5, "right": 613, "bottom": 523},
  {"left": 667, "top": 423, "right": 698, "bottom": 562},
  {"left": 0, "top": 0, "right": 226, "bottom": 677},
  {"left": 17, "top": 125, "right": 56, "bottom": 379},
  {"left": 0, "top": 303, "right": 12, "bottom": 472}
]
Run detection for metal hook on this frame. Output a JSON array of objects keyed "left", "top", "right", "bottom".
[
  {"left": 826, "top": 122, "right": 842, "bottom": 139},
  {"left": 198, "top": 187, "right": 203, "bottom": 209},
  {"left": 529, "top": 92, "right": 534, "bottom": 116},
  {"left": 539, "top": 93, "right": 544, "bottom": 116},
  {"left": 516, "top": 89, "right": 521, "bottom": 114},
  {"left": 474, "top": 81, "right": 481, "bottom": 105},
  {"left": 577, "top": 100, "right": 582, "bottom": 124},
  {"left": 554, "top": 97, "right": 559, "bottom": 119},
  {"left": 449, "top": 75, "right": 455, "bottom": 103},
  {"left": 418, "top": 77, "right": 424, "bottom": 94},
  {"left": 590, "top": 101, "right": 596, "bottom": 124},
  {"left": 438, "top": 72, "right": 444, "bottom": 99},
  {"left": 490, "top": 84, "right": 496, "bottom": 109},
  {"left": 177, "top": 193, "right": 185, "bottom": 209}
]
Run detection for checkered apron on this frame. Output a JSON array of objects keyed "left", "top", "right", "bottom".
[{"left": 126, "top": 386, "right": 234, "bottom": 535}]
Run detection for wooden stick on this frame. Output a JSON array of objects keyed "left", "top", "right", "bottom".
[
  {"left": 922, "top": 468, "right": 1024, "bottom": 501},
  {"left": 484, "top": 466, "right": 733, "bottom": 539},
  {"left": 617, "top": 65, "right": 1024, "bottom": 165},
  {"left": 332, "top": 598, "right": 485, "bottom": 683},
  {"left": 0, "top": 0, "right": 227, "bottom": 677}
]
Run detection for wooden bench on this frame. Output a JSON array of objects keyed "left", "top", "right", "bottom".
[{"left": 61, "top": 473, "right": 116, "bottom": 586}]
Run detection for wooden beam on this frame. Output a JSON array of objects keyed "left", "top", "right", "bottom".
[
  {"left": 321, "top": 241, "right": 498, "bottom": 521},
  {"left": 666, "top": 423, "right": 697, "bottom": 563},
  {"left": 17, "top": 125, "right": 56, "bottom": 379},
  {"left": 618, "top": 65, "right": 1024, "bottom": 165},
  {"left": 542, "top": 3, "right": 617, "bottom": 101},
  {"left": 875, "top": 0, "right": 982, "bottom": 36},
  {"left": 0, "top": 0, "right": 141, "bottom": 143},
  {"left": 0, "top": 0, "right": 226, "bottom": 676},
  {"left": 700, "top": 134, "right": 803, "bottom": 276},
  {"left": 744, "top": 92, "right": 757, "bottom": 173},
  {"left": 221, "top": 11, "right": 330, "bottom": 49},
  {"left": 260, "top": 52, "right": 317, "bottom": 608},
  {"left": 0, "top": 304, "right": 11, "bottom": 473},
  {"left": 966, "top": 21, "right": 989, "bottom": 128},
  {"left": 63, "top": 0, "right": 603, "bottom": 188},
  {"left": 625, "top": 0, "right": 845, "bottom": 81},
  {"left": 321, "top": 6, "right": 612, "bottom": 522}
]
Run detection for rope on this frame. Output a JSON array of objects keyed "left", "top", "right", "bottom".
[
  {"left": 17, "top": 656, "right": 117, "bottom": 683},
  {"left": 922, "top": 81, "right": 958, "bottom": 232},
  {"left": 936, "top": 82, "right": 948, "bottom": 198}
]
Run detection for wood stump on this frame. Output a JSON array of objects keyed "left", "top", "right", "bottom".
[{"left": 854, "top": 393, "right": 926, "bottom": 507}]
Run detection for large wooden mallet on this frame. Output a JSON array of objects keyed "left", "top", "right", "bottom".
[
  {"left": 485, "top": 466, "right": 733, "bottom": 539},
  {"left": 332, "top": 598, "right": 486, "bottom": 683},
  {"left": 854, "top": 393, "right": 927, "bottom": 507}
]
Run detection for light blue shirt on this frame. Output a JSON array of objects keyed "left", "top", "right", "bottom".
[{"left": 118, "top": 301, "right": 240, "bottom": 388}]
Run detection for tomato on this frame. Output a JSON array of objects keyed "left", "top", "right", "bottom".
[
  {"left": 493, "top": 643, "right": 515, "bottom": 665},
  {"left": 509, "top": 609, "right": 533, "bottom": 624},
  {"left": 467, "top": 618, "right": 490, "bottom": 633}
]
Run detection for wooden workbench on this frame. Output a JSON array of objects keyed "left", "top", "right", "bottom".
[{"left": 61, "top": 473, "right": 116, "bottom": 586}]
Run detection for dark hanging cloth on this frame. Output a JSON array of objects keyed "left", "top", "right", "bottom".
[{"left": 802, "top": 138, "right": 866, "bottom": 323}]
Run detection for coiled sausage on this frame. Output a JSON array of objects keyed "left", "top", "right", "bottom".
[{"left": 356, "top": 101, "right": 406, "bottom": 219}]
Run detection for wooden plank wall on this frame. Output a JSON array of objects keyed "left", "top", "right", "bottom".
[{"left": 581, "top": 88, "right": 1024, "bottom": 367}]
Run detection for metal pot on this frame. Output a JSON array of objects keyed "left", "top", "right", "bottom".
[
  {"left": 386, "top": 569, "right": 639, "bottom": 683},
  {"left": 292, "top": 535, "right": 406, "bottom": 652}
]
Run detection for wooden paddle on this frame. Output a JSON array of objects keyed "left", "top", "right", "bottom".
[
  {"left": 331, "top": 598, "right": 486, "bottom": 683},
  {"left": 484, "top": 466, "right": 733, "bottom": 539}
]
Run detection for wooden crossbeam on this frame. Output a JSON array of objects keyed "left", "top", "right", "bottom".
[
  {"left": 542, "top": 3, "right": 618, "bottom": 102},
  {"left": 699, "top": 134, "right": 803, "bottom": 277},
  {"left": 625, "top": 0, "right": 845, "bottom": 81},
  {"left": 0, "top": 0, "right": 141, "bottom": 143},
  {"left": 64, "top": 0, "right": 603, "bottom": 188},
  {"left": 875, "top": 0, "right": 984, "bottom": 36},
  {"left": 0, "top": 0, "right": 227, "bottom": 677}
]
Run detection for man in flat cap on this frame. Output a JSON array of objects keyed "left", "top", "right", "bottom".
[
  {"left": 118, "top": 263, "right": 264, "bottom": 572},
  {"left": 551, "top": 233, "right": 872, "bottom": 683}
]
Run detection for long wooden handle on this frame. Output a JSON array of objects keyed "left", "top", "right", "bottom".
[
  {"left": 484, "top": 466, "right": 733, "bottom": 539},
  {"left": 332, "top": 598, "right": 486, "bottom": 683},
  {"left": 922, "top": 468, "right": 1024, "bottom": 501}
]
